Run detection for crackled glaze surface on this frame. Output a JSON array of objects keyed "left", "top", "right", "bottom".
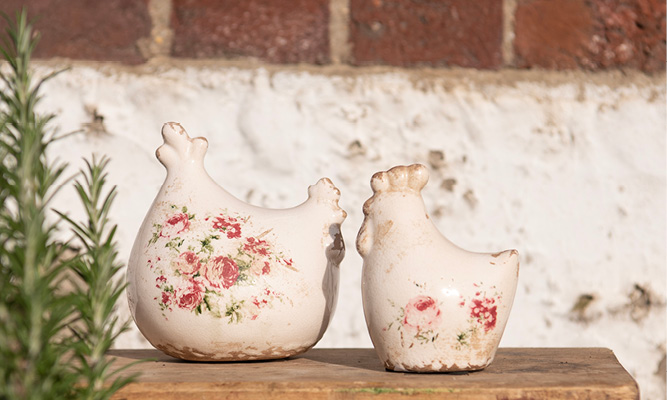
[
  {"left": 127, "top": 122, "right": 346, "bottom": 361},
  {"left": 357, "top": 164, "right": 519, "bottom": 372}
]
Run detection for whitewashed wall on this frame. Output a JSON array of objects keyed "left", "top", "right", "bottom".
[{"left": 38, "top": 65, "right": 665, "bottom": 399}]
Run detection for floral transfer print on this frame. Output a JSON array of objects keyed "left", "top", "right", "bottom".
[
  {"left": 148, "top": 205, "right": 295, "bottom": 323},
  {"left": 385, "top": 295, "right": 443, "bottom": 346},
  {"left": 212, "top": 215, "right": 242, "bottom": 239},
  {"left": 455, "top": 285, "right": 502, "bottom": 350},
  {"left": 171, "top": 251, "right": 201, "bottom": 276},
  {"left": 470, "top": 297, "right": 498, "bottom": 332},
  {"left": 205, "top": 256, "right": 239, "bottom": 290},
  {"left": 385, "top": 285, "right": 503, "bottom": 350},
  {"left": 403, "top": 296, "right": 442, "bottom": 331},
  {"left": 160, "top": 212, "right": 190, "bottom": 238}
]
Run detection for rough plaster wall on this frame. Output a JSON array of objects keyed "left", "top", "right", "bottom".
[{"left": 36, "top": 65, "right": 665, "bottom": 398}]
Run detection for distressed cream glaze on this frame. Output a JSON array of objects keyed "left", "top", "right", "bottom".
[
  {"left": 127, "top": 122, "right": 346, "bottom": 361},
  {"left": 357, "top": 164, "right": 519, "bottom": 372}
]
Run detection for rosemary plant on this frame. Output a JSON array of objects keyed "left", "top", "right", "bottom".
[
  {"left": 0, "top": 10, "right": 136, "bottom": 400},
  {"left": 60, "top": 157, "right": 136, "bottom": 399}
]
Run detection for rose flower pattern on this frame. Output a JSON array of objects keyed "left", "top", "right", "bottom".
[
  {"left": 148, "top": 205, "right": 294, "bottom": 322},
  {"left": 470, "top": 297, "right": 498, "bottom": 332},
  {"left": 212, "top": 215, "right": 242, "bottom": 239},
  {"left": 403, "top": 295, "right": 442, "bottom": 331},
  {"left": 159, "top": 212, "right": 190, "bottom": 238},
  {"left": 205, "top": 256, "right": 239, "bottom": 290},
  {"left": 171, "top": 251, "right": 201, "bottom": 276},
  {"left": 385, "top": 286, "right": 502, "bottom": 349},
  {"left": 385, "top": 295, "right": 443, "bottom": 345},
  {"left": 177, "top": 279, "right": 205, "bottom": 311}
]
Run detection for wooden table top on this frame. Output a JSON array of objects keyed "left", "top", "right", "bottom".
[{"left": 108, "top": 347, "right": 638, "bottom": 399}]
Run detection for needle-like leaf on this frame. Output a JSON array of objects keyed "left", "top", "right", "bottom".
[{"left": 0, "top": 9, "right": 141, "bottom": 400}]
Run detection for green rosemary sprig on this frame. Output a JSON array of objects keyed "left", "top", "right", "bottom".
[
  {"left": 0, "top": 10, "right": 76, "bottom": 399},
  {"left": 0, "top": 9, "right": 138, "bottom": 399},
  {"left": 59, "top": 157, "right": 137, "bottom": 400}
]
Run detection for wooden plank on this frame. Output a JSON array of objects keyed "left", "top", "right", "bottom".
[{"left": 108, "top": 348, "right": 638, "bottom": 399}]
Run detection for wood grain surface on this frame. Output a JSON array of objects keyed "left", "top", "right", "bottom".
[{"left": 108, "top": 348, "right": 638, "bottom": 399}]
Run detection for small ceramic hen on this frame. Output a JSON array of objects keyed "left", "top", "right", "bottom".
[
  {"left": 357, "top": 164, "right": 519, "bottom": 372},
  {"left": 127, "top": 122, "right": 346, "bottom": 361}
]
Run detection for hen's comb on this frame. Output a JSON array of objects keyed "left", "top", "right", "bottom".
[
  {"left": 156, "top": 122, "right": 209, "bottom": 169},
  {"left": 370, "top": 164, "right": 429, "bottom": 194}
]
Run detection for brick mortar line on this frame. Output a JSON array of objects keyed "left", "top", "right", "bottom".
[
  {"left": 140, "top": 0, "right": 174, "bottom": 60},
  {"left": 28, "top": 60, "right": 666, "bottom": 87},
  {"left": 502, "top": 0, "right": 518, "bottom": 67},
  {"left": 329, "top": 0, "right": 351, "bottom": 64}
]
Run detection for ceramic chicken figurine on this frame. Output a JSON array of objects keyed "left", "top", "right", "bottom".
[
  {"left": 127, "top": 122, "right": 346, "bottom": 361},
  {"left": 357, "top": 164, "right": 519, "bottom": 372}
]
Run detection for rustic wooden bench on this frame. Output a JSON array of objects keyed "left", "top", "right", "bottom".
[{"left": 108, "top": 348, "right": 638, "bottom": 399}]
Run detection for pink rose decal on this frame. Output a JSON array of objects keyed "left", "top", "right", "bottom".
[
  {"left": 161, "top": 291, "right": 174, "bottom": 305},
  {"left": 212, "top": 215, "right": 242, "bottom": 239},
  {"left": 205, "top": 256, "right": 239, "bottom": 289},
  {"left": 160, "top": 213, "right": 190, "bottom": 238},
  {"left": 177, "top": 279, "right": 204, "bottom": 311},
  {"left": 244, "top": 257, "right": 271, "bottom": 277},
  {"left": 403, "top": 295, "right": 442, "bottom": 331},
  {"left": 171, "top": 251, "right": 201, "bottom": 275},
  {"left": 244, "top": 237, "right": 269, "bottom": 256},
  {"left": 470, "top": 297, "right": 497, "bottom": 332},
  {"left": 242, "top": 238, "right": 275, "bottom": 276},
  {"left": 147, "top": 204, "right": 293, "bottom": 321}
]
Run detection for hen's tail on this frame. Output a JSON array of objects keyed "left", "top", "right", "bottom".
[
  {"left": 156, "top": 122, "right": 209, "bottom": 170},
  {"left": 491, "top": 249, "right": 520, "bottom": 268},
  {"left": 307, "top": 178, "right": 347, "bottom": 225}
]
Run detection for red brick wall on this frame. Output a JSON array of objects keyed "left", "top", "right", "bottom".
[
  {"left": 514, "top": 0, "right": 666, "bottom": 71},
  {"left": 1, "top": 0, "right": 664, "bottom": 71},
  {"left": 350, "top": 0, "right": 503, "bottom": 69},
  {"left": 0, "top": 0, "right": 151, "bottom": 64}
]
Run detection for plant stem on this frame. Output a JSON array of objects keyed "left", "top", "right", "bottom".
[{"left": 1, "top": 9, "right": 139, "bottom": 399}]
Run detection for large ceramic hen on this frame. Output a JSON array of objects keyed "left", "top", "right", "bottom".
[
  {"left": 357, "top": 164, "right": 519, "bottom": 372},
  {"left": 127, "top": 122, "right": 346, "bottom": 361}
]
